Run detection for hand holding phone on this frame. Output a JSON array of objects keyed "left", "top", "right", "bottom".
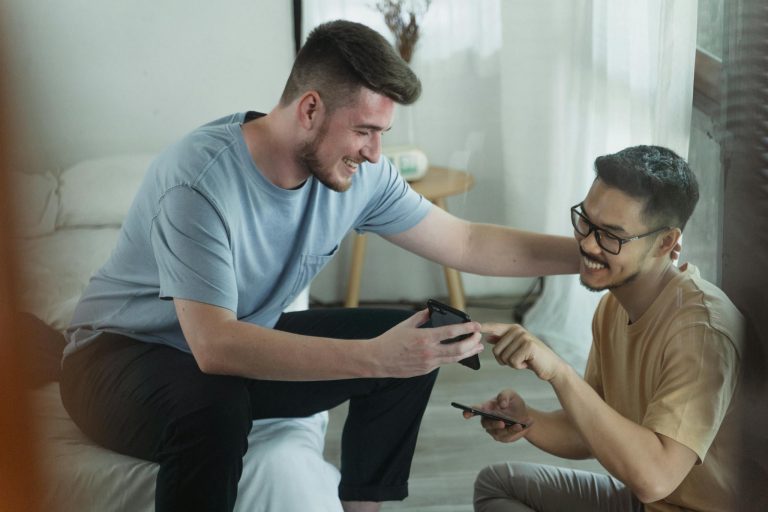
[
  {"left": 421, "top": 299, "right": 481, "bottom": 370},
  {"left": 451, "top": 401, "right": 528, "bottom": 428}
]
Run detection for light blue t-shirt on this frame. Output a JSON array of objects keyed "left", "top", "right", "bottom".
[{"left": 65, "top": 112, "right": 430, "bottom": 356}]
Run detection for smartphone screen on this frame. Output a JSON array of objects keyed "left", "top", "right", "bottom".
[
  {"left": 422, "top": 299, "right": 480, "bottom": 370},
  {"left": 451, "top": 402, "right": 527, "bottom": 428}
]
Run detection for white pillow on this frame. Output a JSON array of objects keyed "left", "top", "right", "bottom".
[
  {"left": 57, "top": 154, "right": 156, "bottom": 228},
  {"left": 11, "top": 171, "right": 59, "bottom": 237},
  {"left": 18, "top": 228, "right": 121, "bottom": 330}
]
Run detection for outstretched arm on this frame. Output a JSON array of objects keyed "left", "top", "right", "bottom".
[{"left": 384, "top": 206, "right": 580, "bottom": 277}]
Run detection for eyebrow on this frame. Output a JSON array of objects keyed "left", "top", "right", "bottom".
[
  {"left": 581, "top": 204, "right": 629, "bottom": 235},
  {"left": 353, "top": 124, "right": 392, "bottom": 132}
]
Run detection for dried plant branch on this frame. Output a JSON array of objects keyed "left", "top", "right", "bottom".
[{"left": 375, "top": 0, "right": 432, "bottom": 63}]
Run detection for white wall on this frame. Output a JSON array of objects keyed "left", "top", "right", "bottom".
[{"left": 4, "top": 0, "right": 294, "bottom": 171}]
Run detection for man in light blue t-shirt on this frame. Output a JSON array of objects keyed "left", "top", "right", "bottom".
[{"left": 60, "top": 20, "right": 579, "bottom": 512}]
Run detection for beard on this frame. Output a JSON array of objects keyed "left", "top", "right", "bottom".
[
  {"left": 580, "top": 270, "right": 641, "bottom": 292},
  {"left": 578, "top": 248, "right": 643, "bottom": 292},
  {"left": 296, "top": 120, "right": 352, "bottom": 193}
]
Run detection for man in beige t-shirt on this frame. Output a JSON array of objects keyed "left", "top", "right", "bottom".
[{"left": 470, "top": 145, "right": 745, "bottom": 511}]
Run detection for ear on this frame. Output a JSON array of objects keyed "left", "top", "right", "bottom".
[
  {"left": 296, "top": 91, "right": 325, "bottom": 131},
  {"left": 655, "top": 228, "right": 682, "bottom": 258}
]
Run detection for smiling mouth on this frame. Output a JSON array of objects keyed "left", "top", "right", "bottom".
[
  {"left": 580, "top": 251, "right": 607, "bottom": 270},
  {"left": 342, "top": 157, "right": 360, "bottom": 171}
]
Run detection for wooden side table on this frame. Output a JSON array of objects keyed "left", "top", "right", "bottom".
[{"left": 344, "top": 166, "right": 475, "bottom": 310}]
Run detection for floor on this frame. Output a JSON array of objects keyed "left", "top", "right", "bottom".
[{"left": 322, "top": 303, "right": 605, "bottom": 511}]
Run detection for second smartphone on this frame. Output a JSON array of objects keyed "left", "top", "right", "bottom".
[{"left": 451, "top": 402, "right": 528, "bottom": 428}]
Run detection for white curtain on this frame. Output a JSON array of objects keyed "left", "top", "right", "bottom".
[
  {"left": 302, "top": 1, "right": 698, "bottom": 372},
  {"left": 502, "top": 0, "right": 698, "bottom": 372}
]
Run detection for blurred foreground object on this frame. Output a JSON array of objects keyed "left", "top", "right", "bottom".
[{"left": 722, "top": 0, "right": 768, "bottom": 509}]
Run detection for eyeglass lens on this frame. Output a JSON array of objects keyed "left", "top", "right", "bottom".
[{"left": 571, "top": 208, "right": 621, "bottom": 254}]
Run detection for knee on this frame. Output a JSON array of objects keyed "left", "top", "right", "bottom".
[
  {"left": 474, "top": 463, "right": 506, "bottom": 501},
  {"left": 474, "top": 462, "right": 529, "bottom": 508}
]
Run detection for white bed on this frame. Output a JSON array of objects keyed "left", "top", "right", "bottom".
[{"left": 16, "top": 155, "right": 342, "bottom": 511}]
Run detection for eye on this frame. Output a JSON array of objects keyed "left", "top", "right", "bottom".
[
  {"left": 575, "top": 216, "right": 591, "bottom": 233},
  {"left": 602, "top": 231, "right": 622, "bottom": 242},
  {"left": 354, "top": 130, "right": 370, "bottom": 137}
]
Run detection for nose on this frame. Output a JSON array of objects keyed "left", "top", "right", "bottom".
[
  {"left": 578, "top": 229, "right": 602, "bottom": 254},
  {"left": 360, "top": 132, "right": 382, "bottom": 163}
]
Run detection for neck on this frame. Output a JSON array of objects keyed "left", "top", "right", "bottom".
[
  {"left": 612, "top": 262, "right": 679, "bottom": 323},
  {"left": 241, "top": 108, "right": 310, "bottom": 189}
]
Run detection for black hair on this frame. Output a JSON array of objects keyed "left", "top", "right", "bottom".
[
  {"left": 279, "top": 20, "right": 421, "bottom": 111},
  {"left": 594, "top": 145, "right": 699, "bottom": 231}
]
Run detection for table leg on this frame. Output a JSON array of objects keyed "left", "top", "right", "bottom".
[
  {"left": 345, "top": 233, "right": 368, "bottom": 307},
  {"left": 443, "top": 266, "right": 466, "bottom": 311}
]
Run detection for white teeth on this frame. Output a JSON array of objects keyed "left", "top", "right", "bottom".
[
  {"left": 583, "top": 256, "right": 606, "bottom": 270},
  {"left": 343, "top": 158, "right": 358, "bottom": 169}
]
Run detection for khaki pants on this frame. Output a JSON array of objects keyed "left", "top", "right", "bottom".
[{"left": 474, "top": 462, "right": 644, "bottom": 512}]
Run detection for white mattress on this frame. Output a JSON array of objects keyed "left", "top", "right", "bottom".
[{"left": 34, "top": 383, "right": 157, "bottom": 510}]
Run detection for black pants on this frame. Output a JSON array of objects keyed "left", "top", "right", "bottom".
[{"left": 60, "top": 308, "right": 438, "bottom": 512}]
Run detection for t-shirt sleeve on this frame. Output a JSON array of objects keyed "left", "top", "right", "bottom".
[
  {"left": 150, "top": 185, "right": 238, "bottom": 312},
  {"left": 354, "top": 158, "right": 431, "bottom": 236},
  {"left": 642, "top": 325, "right": 740, "bottom": 462}
]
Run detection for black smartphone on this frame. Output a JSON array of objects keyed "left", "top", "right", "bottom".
[
  {"left": 451, "top": 402, "right": 528, "bottom": 428},
  {"left": 421, "top": 299, "right": 480, "bottom": 370}
]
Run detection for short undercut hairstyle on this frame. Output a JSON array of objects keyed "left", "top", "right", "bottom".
[
  {"left": 594, "top": 145, "right": 700, "bottom": 231},
  {"left": 279, "top": 20, "right": 421, "bottom": 112}
]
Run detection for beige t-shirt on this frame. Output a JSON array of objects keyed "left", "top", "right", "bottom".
[{"left": 585, "top": 264, "right": 745, "bottom": 512}]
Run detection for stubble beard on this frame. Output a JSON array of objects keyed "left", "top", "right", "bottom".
[
  {"left": 580, "top": 269, "right": 641, "bottom": 292},
  {"left": 296, "top": 121, "right": 352, "bottom": 193}
]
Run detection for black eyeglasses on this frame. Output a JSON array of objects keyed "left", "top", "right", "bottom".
[{"left": 570, "top": 203, "right": 669, "bottom": 255}]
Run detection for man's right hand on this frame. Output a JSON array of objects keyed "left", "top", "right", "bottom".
[
  {"left": 469, "top": 389, "right": 532, "bottom": 443},
  {"left": 370, "top": 308, "right": 483, "bottom": 377}
]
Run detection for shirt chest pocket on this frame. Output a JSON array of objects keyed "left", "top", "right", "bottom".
[{"left": 281, "top": 245, "right": 340, "bottom": 309}]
